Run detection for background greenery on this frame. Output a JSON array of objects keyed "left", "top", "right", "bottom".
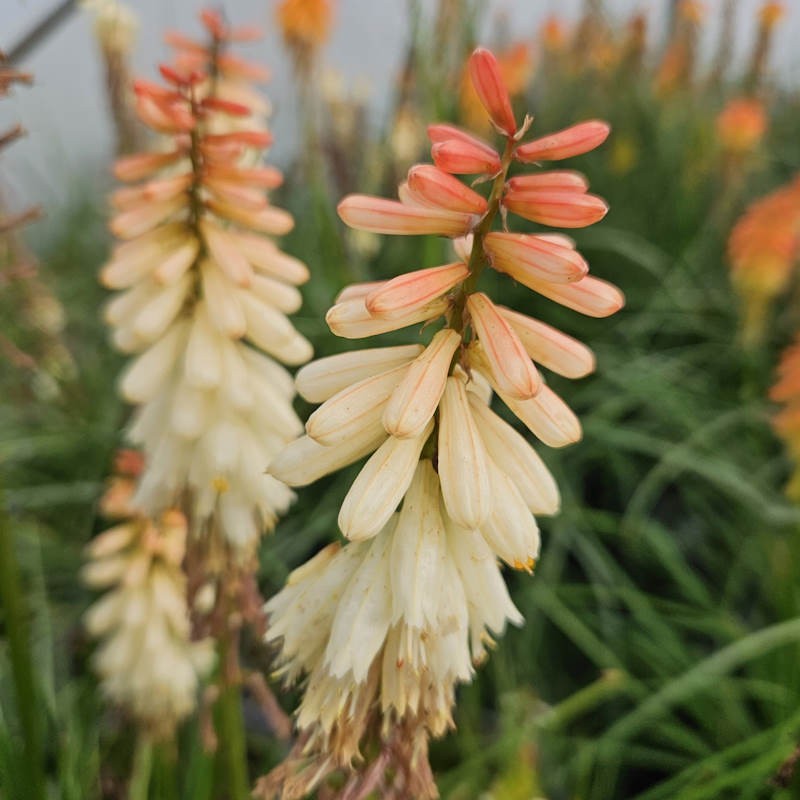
[{"left": 3, "top": 3, "right": 800, "bottom": 798}]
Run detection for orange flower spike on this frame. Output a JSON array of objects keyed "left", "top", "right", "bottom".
[
  {"left": 503, "top": 189, "right": 609, "bottom": 228},
  {"left": 484, "top": 231, "right": 588, "bottom": 284},
  {"left": 716, "top": 98, "right": 767, "bottom": 155},
  {"left": 338, "top": 195, "right": 476, "bottom": 237},
  {"left": 406, "top": 165, "right": 488, "bottom": 214},
  {"left": 468, "top": 47, "right": 517, "bottom": 136},
  {"left": 515, "top": 120, "right": 611, "bottom": 162},
  {"left": 365, "top": 263, "right": 469, "bottom": 320},
  {"left": 466, "top": 292, "right": 542, "bottom": 400}
]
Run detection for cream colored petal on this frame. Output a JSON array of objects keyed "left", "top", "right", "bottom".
[
  {"left": 119, "top": 320, "right": 189, "bottom": 403},
  {"left": 478, "top": 464, "right": 540, "bottom": 570},
  {"left": 324, "top": 524, "right": 394, "bottom": 681},
  {"left": 296, "top": 345, "right": 423, "bottom": 404},
  {"left": 383, "top": 329, "right": 460, "bottom": 438},
  {"left": 305, "top": 364, "right": 409, "bottom": 446},
  {"left": 268, "top": 425, "right": 387, "bottom": 486},
  {"left": 325, "top": 296, "right": 448, "bottom": 340},
  {"left": 468, "top": 392, "right": 560, "bottom": 515},
  {"left": 437, "top": 376, "right": 492, "bottom": 528},
  {"left": 499, "top": 384, "right": 582, "bottom": 448},
  {"left": 389, "top": 460, "right": 448, "bottom": 629},
  {"left": 339, "top": 420, "right": 434, "bottom": 541}
]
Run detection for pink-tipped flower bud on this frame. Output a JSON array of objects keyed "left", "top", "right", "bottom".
[
  {"left": 407, "top": 165, "right": 488, "bottom": 214},
  {"left": 468, "top": 47, "right": 517, "bottom": 135},
  {"left": 484, "top": 232, "right": 588, "bottom": 285},
  {"left": 507, "top": 171, "right": 589, "bottom": 193},
  {"left": 365, "top": 262, "right": 469, "bottom": 320},
  {"left": 432, "top": 140, "right": 502, "bottom": 176},
  {"left": 466, "top": 292, "right": 541, "bottom": 400},
  {"left": 503, "top": 190, "right": 609, "bottom": 228},
  {"left": 338, "top": 195, "right": 476, "bottom": 237},
  {"left": 515, "top": 120, "right": 611, "bottom": 162}
]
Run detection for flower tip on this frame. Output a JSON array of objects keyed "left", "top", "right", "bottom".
[{"left": 468, "top": 46, "right": 517, "bottom": 135}]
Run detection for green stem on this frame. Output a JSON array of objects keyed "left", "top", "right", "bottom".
[
  {"left": 0, "top": 483, "right": 46, "bottom": 800},
  {"left": 129, "top": 734, "right": 154, "bottom": 800},
  {"left": 449, "top": 135, "right": 516, "bottom": 342},
  {"left": 214, "top": 607, "right": 250, "bottom": 800}
]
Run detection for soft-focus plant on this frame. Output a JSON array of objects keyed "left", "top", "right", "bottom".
[
  {"left": 727, "top": 176, "right": 800, "bottom": 347},
  {"left": 259, "top": 46, "right": 620, "bottom": 799},
  {"left": 82, "top": 0, "right": 143, "bottom": 155},
  {"left": 85, "top": 9, "right": 310, "bottom": 795}
]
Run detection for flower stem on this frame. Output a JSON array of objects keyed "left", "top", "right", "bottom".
[
  {"left": 129, "top": 734, "right": 154, "bottom": 800},
  {"left": 0, "top": 483, "right": 47, "bottom": 800},
  {"left": 449, "top": 135, "right": 516, "bottom": 342},
  {"left": 214, "top": 584, "right": 250, "bottom": 800}
]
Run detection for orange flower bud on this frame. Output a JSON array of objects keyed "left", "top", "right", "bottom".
[
  {"left": 468, "top": 47, "right": 517, "bottom": 135},
  {"left": 515, "top": 120, "right": 610, "bottom": 162},
  {"left": 338, "top": 195, "right": 476, "bottom": 237},
  {"left": 431, "top": 139, "right": 502, "bottom": 175},
  {"left": 406, "top": 165, "right": 488, "bottom": 214},
  {"left": 503, "top": 189, "right": 609, "bottom": 228},
  {"left": 484, "top": 231, "right": 588, "bottom": 284},
  {"left": 365, "top": 262, "right": 469, "bottom": 320}
]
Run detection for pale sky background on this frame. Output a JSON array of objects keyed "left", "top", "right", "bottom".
[{"left": 1, "top": 0, "right": 799, "bottom": 215}]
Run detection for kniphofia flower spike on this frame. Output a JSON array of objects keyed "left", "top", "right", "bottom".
[
  {"left": 102, "top": 11, "right": 311, "bottom": 552},
  {"left": 264, "top": 46, "right": 621, "bottom": 797}
]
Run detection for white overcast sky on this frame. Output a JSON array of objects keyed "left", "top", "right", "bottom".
[{"left": 1, "top": 0, "right": 798, "bottom": 213}]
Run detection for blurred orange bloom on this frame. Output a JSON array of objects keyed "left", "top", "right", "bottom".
[
  {"left": 276, "top": 0, "right": 333, "bottom": 50},
  {"left": 541, "top": 15, "right": 568, "bottom": 53},
  {"left": 759, "top": 1, "right": 786, "bottom": 30},
  {"left": 770, "top": 335, "right": 800, "bottom": 500},
  {"left": 716, "top": 98, "right": 767, "bottom": 155},
  {"left": 728, "top": 177, "right": 800, "bottom": 344}
]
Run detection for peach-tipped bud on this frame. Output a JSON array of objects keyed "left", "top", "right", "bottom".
[
  {"left": 515, "top": 120, "right": 610, "bottom": 162},
  {"left": 338, "top": 195, "right": 476, "bottom": 237},
  {"left": 383, "top": 329, "right": 461, "bottom": 438},
  {"left": 432, "top": 140, "right": 502, "bottom": 176},
  {"left": 503, "top": 190, "right": 609, "bottom": 228},
  {"left": 406, "top": 165, "right": 488, "bottom": 214},
  {"left": 496, "top": 306, "right": 595, "bottom": 379},
  {"left": 484, "top": 231, "right": 588, "bottom": 285},
  {"left": 468, "top": 47, "right": 517, "bottom": 135},
  {"left": 507, "top": 171, "right": 589, "bottom": 193},
  {"left": 365, "top": 262, "right": 469, "bottom": 320},
  {"left": 519, "top": 274, "right": 624, "bottom": 318},
  {"left": 113, "top": 151, "right": 182, "bottom": 182},
  {"left": 326, "top": 296, "right": 449, "bottom": 339},
  {"left": 305, "top": 366, "right": 409, "bottom": 446},
  {"left": 466, "top": 292, "right": 541, "bottom": 400}
]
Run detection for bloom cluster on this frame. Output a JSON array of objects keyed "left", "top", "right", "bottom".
[
  {"left": 84, "top": 451, "right": 214, "bottom": 735},
  {"left": 101, "top": 10, "right": 311, "bottom": 551},
  {"left": 265, "top": 47, "right": 622, "bottom": 792},
  {"left": 728, "top": 176, "right": 800, "bottom": 345}
]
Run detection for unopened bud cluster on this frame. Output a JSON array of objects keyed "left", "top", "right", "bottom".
[{"left": 265, "top": 46, "right": 623, "bottom": 791}]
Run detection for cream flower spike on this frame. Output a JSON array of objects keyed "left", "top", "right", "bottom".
[
  {"left": 83, "top": 508, "right": 215, "bottom": 736},
  {"left": 263, "top": 44, "right": 622, "bottom": 797},
  {"left": 101, "top": 10, "right": 312, "bottom": 552}
]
